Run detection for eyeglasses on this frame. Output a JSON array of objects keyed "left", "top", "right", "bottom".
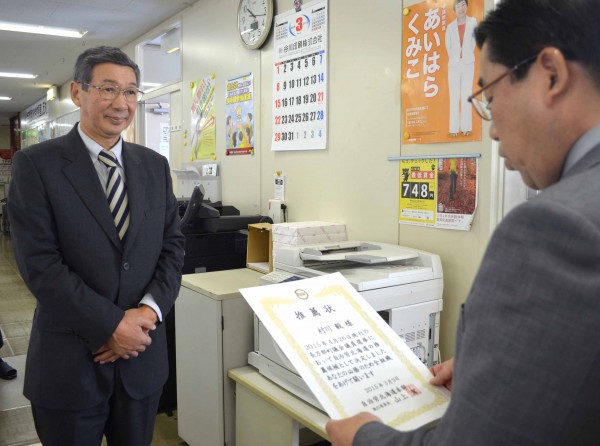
[
  {"left": 468, "top": 53, "right": 539, "bottom": 121},
  {"left": 80, "top": 82, "right": 144, "bottom": 103}
]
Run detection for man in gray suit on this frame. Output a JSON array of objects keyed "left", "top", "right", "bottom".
[
  {"left": 8, "top": 46, "right": 185, "bottom": 445},
  {"left": 327, "top": 0, "right": 600, "bottom": 444}
]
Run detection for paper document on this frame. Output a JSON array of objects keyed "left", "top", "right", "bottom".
[{"left": 240, "top": 272, "right": 450, "bottom": 431}]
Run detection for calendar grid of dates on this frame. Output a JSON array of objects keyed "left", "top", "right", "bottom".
[{"left": 272, "top": 0, "right": 328, "bottom": 151}]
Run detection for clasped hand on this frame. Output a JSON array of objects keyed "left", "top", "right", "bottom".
[{"left": 93, "top": 307, "right": 157, "bottom": 364}]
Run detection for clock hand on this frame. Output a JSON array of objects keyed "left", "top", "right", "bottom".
[{"left": 245, "top": 6, "right": 266, "bottom": 18}]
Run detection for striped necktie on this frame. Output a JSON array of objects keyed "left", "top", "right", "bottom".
[{"left": 98, "top": 150, "right": 130, "bottom": 240}]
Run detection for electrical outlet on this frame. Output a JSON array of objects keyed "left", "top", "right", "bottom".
[{"left": 268, "top": 199, "right": 284, "bottom": 223}]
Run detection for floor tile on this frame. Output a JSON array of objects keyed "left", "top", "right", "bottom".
[
  {"left": 0, "top": 341, "right": 15, "bottom": 357},
  {"left": 0, "top": 310, "right": 35, "bottom": 325},
  {"left": 6, "top": 337, "right": 29, "bottom": 356},
  {"left": 0, "top": 407, "right": 40, "bottom": 446},
  {"left": 0, "top": 355, "right": 28, "bottom": 411},
  {"left": 0, "top": 323, "right": 28, "bottom": 339}
]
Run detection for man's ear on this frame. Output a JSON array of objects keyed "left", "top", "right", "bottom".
[
  {"left": 538, "top": 47, "right": 569, "bottom": 102},
  {"left": 70, "top": 81, "right": 81, "bottom": 107}
]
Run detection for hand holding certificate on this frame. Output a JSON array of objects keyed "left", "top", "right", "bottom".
[{"left": 240, "top": 272, "right": 450, "bottom": 431}]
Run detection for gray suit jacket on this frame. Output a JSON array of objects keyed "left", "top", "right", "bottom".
[
  {"left": 356, "top": 144, "right": 600, "bottom": 445},
  {"left": 8, "top": 125, "right": 185, "bottom": 410}
]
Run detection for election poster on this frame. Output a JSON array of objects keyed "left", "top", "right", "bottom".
[{"left": 401, "top": 0, "right": 484, "bottom": 144}]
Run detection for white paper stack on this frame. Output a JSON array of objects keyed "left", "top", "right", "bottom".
[{"left": 272, "top": 221, "right": 347, "bottom": 246}]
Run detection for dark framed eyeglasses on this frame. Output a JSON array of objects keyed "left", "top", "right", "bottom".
[
  {"left": 80, "top": 82, "right": 144, "bottom": 103},
  {"left": 468, "top": 53, "right": 539, "bottom": 121}
]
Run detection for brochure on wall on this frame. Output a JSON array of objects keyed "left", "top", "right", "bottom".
[
  {"left": 240, "top": 273, "right": 450, "bottom": 431},
  {"left": 0, "top": 158, "right": 11, "bottom": 183},
  {"left": 399, "top": 157, "right": 478, "bottom": 231},
  {"left": 225, "top": 73, "right": 254, "bottom": 156},
  {"left": 401, "top": 0, "right": 484, "bottom": 144},
  {"left": 271, "top": 0, "right": 328, "bottom": 151},
  {"left": 190, "top": 75, "right": 216, "bottom": 160},
  {"left": 159, "top": 122, "right": 170, "bottom": 159}
]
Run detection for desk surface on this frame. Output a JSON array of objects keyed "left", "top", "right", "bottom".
[
  {"left": 228, "top": 366, "right": 330, "bottom": 440},
  {"left": 181, "top": 268, "right": 263, "bottom": 300}
]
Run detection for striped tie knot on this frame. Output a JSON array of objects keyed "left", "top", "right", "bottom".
[
  {"left": 98, "top": 150, "right": 119, "bottom": 168},
  {"left": 98, "top": 150, "right": 129, "bottom": 240}
]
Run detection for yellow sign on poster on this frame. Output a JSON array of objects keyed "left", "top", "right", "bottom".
[
  {"left": 399, "top": 157, "right": 479, "bottom": 231},
  {"left": 401, "top": 0, "right": 484, "bottom": 144},
  {"left": 399, "top": 159, "right": 438, "bottom": 225}
]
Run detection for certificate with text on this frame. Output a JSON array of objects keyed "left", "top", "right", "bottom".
[{"left": 240, "top": 273, "right": 450, "bottom": 431}]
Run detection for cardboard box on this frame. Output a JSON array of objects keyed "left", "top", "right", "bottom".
[
  {"left": 246, "top": 223, "right": 272, "bottom": 273},
  {"left": 272, "top": 221, "right": 347, "bottom": 246}
]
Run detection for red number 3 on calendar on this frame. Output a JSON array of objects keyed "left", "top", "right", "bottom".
[{"left": 295, "top": 16, "right": 303, "bottom": 32}]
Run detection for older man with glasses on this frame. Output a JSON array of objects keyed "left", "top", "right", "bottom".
[
  {"left": 8, "top": 46, "right": 185, "bottom": 446},
  {"left": 326, "top": 0, "right": 600, "bottom": 444}
]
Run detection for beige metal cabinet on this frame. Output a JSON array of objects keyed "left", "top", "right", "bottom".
[{"left": 176, "top": 268, "right": 262, "bottom": 446}]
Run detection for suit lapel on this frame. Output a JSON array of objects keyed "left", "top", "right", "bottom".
[
  {"left": 61, "top": 127, "right": 122, "bottom": 251},
  {"left": 122, "top": 142, "right": 147, "bottom": 253}
]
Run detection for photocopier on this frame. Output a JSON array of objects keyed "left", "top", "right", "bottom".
[{"left": 248, "top": 240, "right": 444, "bottom": 409}]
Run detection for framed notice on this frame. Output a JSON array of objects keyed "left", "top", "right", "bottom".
[{"left": 272, "top": 0, "right": 328, "bottom": 151}]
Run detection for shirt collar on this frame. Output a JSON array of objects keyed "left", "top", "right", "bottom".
[
  {"left": 77, "top": 123, "right": 124, "bottom": 165},
  {"left": 561, "top": 123, "right": 600, "bottom": 177}
]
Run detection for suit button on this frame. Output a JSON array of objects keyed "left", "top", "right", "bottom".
[{"left": 123, "top": 262, "right": 130, "bottom": 271}]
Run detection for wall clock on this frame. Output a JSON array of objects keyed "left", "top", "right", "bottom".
[{"left": 238, "top": 0, "right": 274, "bottom": 50}]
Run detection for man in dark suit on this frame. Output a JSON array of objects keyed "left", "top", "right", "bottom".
[
  {"left": 8, "top": 46, "right": 185, "bottom": 445},
  {"left": 327, "top": 0, "right": 600, "bottom": 444}
]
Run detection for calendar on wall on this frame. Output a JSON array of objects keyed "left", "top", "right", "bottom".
[{"left": 271, "top": 0, "right": 328, "bottom": 151}]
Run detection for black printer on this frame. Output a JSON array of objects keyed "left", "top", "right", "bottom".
[{"left": 160, "top": 185, "right": 271, "bottom": 414}]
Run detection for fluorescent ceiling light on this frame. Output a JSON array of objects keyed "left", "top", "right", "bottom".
[
  {"left": 0, "top": 21, "right": 87, "bottom": 38},
  {"left": 0, "top": 72, "right": 38, "bottom": 79},
  {"left": 0, "top": 96, "right": 11, "bottom": 101}
]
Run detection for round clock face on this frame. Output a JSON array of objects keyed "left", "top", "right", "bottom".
[{"left": 238, "top": 0, "right": 273, "bottom": 50}]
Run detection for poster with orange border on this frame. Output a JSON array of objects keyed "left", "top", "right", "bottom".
[{"left": 401, "top": 0, "right": 484, "bottom": 144}]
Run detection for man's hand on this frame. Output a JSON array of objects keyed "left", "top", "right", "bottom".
[
  {"left": 430, "top": 357, "right": 454, "bottom": 391},
  {"left": 326, "top": 412, "right": 382, "bottom": 446},
  {"left": 93, "top": 344, "right": 120, "bottom": 364},
  {"left": 94, "top": 308, "right": 156, "bottom": 364}
]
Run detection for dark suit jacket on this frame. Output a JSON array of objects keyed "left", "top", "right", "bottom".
[
  {"left": 8, "top": 125, "right": 185, "bottom": 411},
  {"left": 355, "top": 143, "right": 600, "bottom": 445}
]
